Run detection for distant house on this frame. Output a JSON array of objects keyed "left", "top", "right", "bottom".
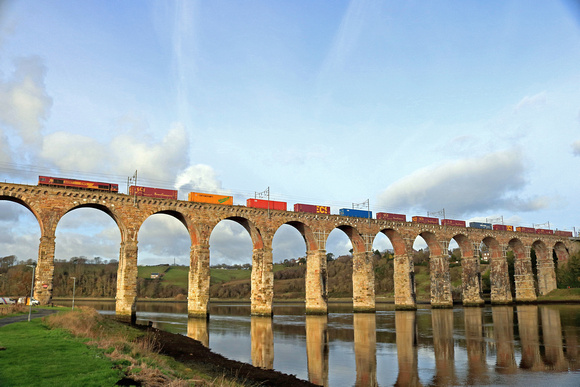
[{"left": 150, "top": 272, "right": 160, "bottom": 279}]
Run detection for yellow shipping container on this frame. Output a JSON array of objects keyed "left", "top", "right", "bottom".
[{"left": 188, "top": 192, "right": 233, "bottom": 205}]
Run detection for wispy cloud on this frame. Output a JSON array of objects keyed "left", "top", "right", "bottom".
[
  {"left": 514, "top": 91, "right": 547, "bottom": 113},
  {"left": 573, "top": 140, "right": 580, "bottom": 156}
]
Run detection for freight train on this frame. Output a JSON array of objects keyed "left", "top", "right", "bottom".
[{"left": 35, "top": 176, "right": 572, "bottom": 236}]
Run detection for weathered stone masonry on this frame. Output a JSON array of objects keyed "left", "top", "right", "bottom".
[{"left": 0, "top": 182, "right": 572, "bottom": 320}]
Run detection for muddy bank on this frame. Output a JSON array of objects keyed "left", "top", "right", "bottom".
[{"left": 138, "top": 324, "right": 319, "bottom": 387}]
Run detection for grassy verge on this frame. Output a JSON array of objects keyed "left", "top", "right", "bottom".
[
  {"left": 537, "top": 288, "right": 580, "bottom": 302},
  {"left": 0, "top": 307, "right": 244, "bottom": 386}
]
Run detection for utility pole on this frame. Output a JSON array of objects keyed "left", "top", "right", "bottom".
[
  {"left": 71, "top": 277, "right": 76, "bottom": 310},
  {"left": 353, "top": 199, "right": 370, "bottom": 222},
  {"left": 27, "top": 263, "right": 36, "bottom": 322},
  {"left": 255, "top": 187, "right": 270, "bottom": 218}
]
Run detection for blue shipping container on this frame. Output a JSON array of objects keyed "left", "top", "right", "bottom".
[
  {"left": 469, "top": 221, "right": 492, "bottom": 230},
  {"left": 339, "top": 208, "right": 372, "bottom": 219}
]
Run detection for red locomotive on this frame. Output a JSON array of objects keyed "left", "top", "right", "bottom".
[{"left": 38, "top": 176, "right": 118, "bottom": 192}]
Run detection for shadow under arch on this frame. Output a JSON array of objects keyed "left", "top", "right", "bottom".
[
  {"left": 413, "top": 230, "right": 452, "bottom": 307},
  {"left": 0, "top": 194, "right": 44, "bottom": 234}
]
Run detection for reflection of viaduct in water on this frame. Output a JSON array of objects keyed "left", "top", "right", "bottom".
[
  {"left": 184, "top": 306, "right": 577, "bottom": 386},
  {"left": 1, "top": 183, "right": 574, "bottom": 319}
]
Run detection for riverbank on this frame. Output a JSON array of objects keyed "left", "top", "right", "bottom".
[{"left": 0, "top": 307, "right": 317, "bottom": 386}]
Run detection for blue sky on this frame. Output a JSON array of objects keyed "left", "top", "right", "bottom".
[{"left": 1, "top": 1, "right": 579, "bottom": 265}]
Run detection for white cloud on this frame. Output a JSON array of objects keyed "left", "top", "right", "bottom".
[
  {"left": 209, "top": 220, "right": 253, "bottom": 265},
  {"left": 175, "top": 164, "right": 223, "bottom": 195},
  {"left": 514, "top": 91, "right": 547, "bottom": 113},
  {"left": 137, "top": 215, "right": 190, "bottom": 262},
  {"left": 573, "top": 140, "right": 580, "bottom": 156},
  {"left": 40, "top": 122, "right": 192, "bottom": 183},
  {"left": 0, "top": 56, "right": 52, "bottom": 145},
  {"left": 377, "top": 149, "right": 550, "bottom": 217}
]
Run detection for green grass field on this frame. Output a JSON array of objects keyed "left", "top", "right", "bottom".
[{"left": 0, "top": 319, "right": 122, "bottom": 386}]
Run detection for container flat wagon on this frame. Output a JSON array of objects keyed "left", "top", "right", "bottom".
[
  {"left": 555, "top": 230, "right": 573, "bottom": 237},
  {"left": 38, "top": 176, "right": 119, "bottom": 192},
  {"left": 339, "top": 208, "right": 372, "bottom": 219},
  {"left": 469, "top": 222, "right": 492, "bottom": 230},
  {"left": 535, "top": 228, "right": 554, "bottom": 235},
  {"left": 441, "top": 219, "right": 466, "bottom": 227},
  {"left": 294, "top": 203, "right": 331, "bottom": 214},
  {"left": 247, "top": 198, "right": 287, "bottom": 211},
  {"left": 376, "top": 212, "right": 406, "bottom": 222},
  {"left": 412, "top": 216, "right": 439, "bottom": 225},
  {"left": 189, "top": 192, "right": 233, "bottom": 205},
  {"left": 516, "top": 226, "right": 535, "bottom": 234},
  {"left": 130, "top": 185, "right": 177, "bottom": 200},
  {"left": 492, "top": 224, "right": 514, "bottom": 231}
]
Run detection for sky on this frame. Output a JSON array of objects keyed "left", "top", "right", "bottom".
[{"left": 0, "top": 0, "right": 579, "bottom": 266}]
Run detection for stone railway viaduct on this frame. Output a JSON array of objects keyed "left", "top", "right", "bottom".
[{"left": 0, "top": 182, "right": 573, "bottom": 320}]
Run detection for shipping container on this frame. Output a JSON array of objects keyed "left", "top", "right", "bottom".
[
  {"left": 535, "top": 228, "right": 554, "bottom": 235},
  {"left": 339, "top": 208, "right": 372, "bottom": 219},
  {"left": 294, "top": 203, "right": 331, "bottom": 214},
  {"left": 441, "top": 219, "right": 466, "bottom": 227},
  {"left": 246, "top": 198, "right": 286, "bottom": 211},
  {"left": 130, "top": 185, "right": 177, "bottom": 200},
  {"left": 189, "top": 192, "right": 233, "bottom": 205},
  {"left": 376, "top": 212, "right": 406, "bottom": 222},
  {"left": 412, "top": 216, "right": 439, "bottom": 225},
  {"left": 516, "top": 226, "right": 535, "bottom": 234},
  {"left": 39, "top": 176, "right": 118, "bottom": 192},
  {"left": 492, "top": 224, "right": 514, "bottom": 231},
  {"left": 469, "top": 222, "right": 492, "bottom": 230},
  {"left": 555, "top": 230, "right": 573, "bottom": 237}
]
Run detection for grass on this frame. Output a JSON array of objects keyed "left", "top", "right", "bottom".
[
  {"left": 0, "top": 318, "right": 123, "bottom": 386},
  {"left": 1, "top": 307, "right": 248, "bottom": 386},
  {"left": 538, "top": 288, "right": 580, "bottom": 302}
]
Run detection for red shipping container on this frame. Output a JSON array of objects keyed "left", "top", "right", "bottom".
[
  {"left": 516, "top": 226, "right": 535, "bottom": 234},
  {"left": 441, "top": 219, "right": 466, "bottom": 227},
  {"left": 294, "top": 203, "right": 330, "bottom": 214},
  {"left": 376, "top": 212, "right": 406, "bottom": 222},
  {"left": 555, "top": 230, "right": 573, "bottom": 237},
  {"left": 535, "top": 228, "right": 554, "bottom": 235},
  {"left": 492, "top": 224, "right": 514, "bottom": 231},
  {"left": 247, "top": 198, "right": 287, "bottom": 211},
  {"left": 412, "top": 216, "right": 439, "bottom": 225},
  {"left": 129, "top": 185, "right": 178, "bottom": 200}
]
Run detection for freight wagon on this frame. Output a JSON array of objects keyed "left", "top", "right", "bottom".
[
  {"left": 516, "top": 226, "right": 535, "bottom": 234},
  {"left": 376, "top": 212, "right": 406, "bottom": 222},
  {"left": 555, "top": 230, "right": 573, "bottom": 237},
  {"left": 247, "top": 198, "right": 287, "bottom": 211},
  {"left": 339, "top": 208, "right": 372, "bottom": 219},
  {"left": 412, "top": 216, "right": 439, "bottom": 225},
  {"left": 189, "top": 192, "right": 233, "bottom": 205},
  {"left": 469, "top": 222, "right": 492, "bottom": 230},
  {"left": 38, "top": 176, "right": 119, "bottom": 192},
  {"left": 294, "top": 203, "right": 331, "bottom": 214},
  {"left": 129, "top": 185, "right": 177, "bottom": 200},
  {"left": 492, "top": 224, "right": 514, "bottom": 231},
  {"left": 441, "top": 219, "right": 466, "bottom": 227},
  {"left": 535, "top": 228, "right": 554, "bottom": 235}
]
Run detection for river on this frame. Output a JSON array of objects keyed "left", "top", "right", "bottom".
[{"left": 63, "top": 301, "right": 580, "bottom": 386}]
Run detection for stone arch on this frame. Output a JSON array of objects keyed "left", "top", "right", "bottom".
[
  {"left": 510, "top": 238, "right": 536, "bottom": 302},
  {"left": 379, "top": 228, "right": 406, "bottom": 256},
  {"left": 223, "top": 216, "right": 265, "bottom": 249},
  {"left": 137, "top": 208, "right": 198, "bottom": 246},
  {"left": 334, "top": 224, "right": 366, "bottom": 254},
  {"left": 415, "top": 230, "right": 443, "bottom": 256},
  {"left": 60, "top": 202, "right": 126, "bottom": 241},
  {"left": 0, "top": 194, "right": 45, "bottom": 234},
  {"left": 553, "top": 241, "right": 570, "bottom": 265}
]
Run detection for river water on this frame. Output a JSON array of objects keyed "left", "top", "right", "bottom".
[{"left": 65, "top": 301, "right": 580, "bottom": 386}]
